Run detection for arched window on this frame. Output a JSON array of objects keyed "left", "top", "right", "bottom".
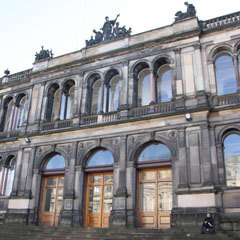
[
  {"left": 87, "top": 149, "right": 114, "bottom": 167},
  {"left": 215, "top": 55, "right": 237, "bottom": 95},
  {"left": 60, "top": 81, "right": 75, "bottom": 120},
  {"left": 44, "top": 154, "right": 66, "bottom": 170},
  {"left": 138, "top": 143, "right": 171, "bottom": 162},
  {"left": 224, "top": 133, "right": 240, "bottom": 187},
  {"left": 0, "top": 155, "right": 16, "bottom": 196},
  {"left": 138, "top": 68, "right": 151, "bottom": 106},
  {"left": 46, "top": 84, "right": 60, "bottom": 122},
  {"left": 91, "top": 79, "right": 102, "bottom": 114},
  {"left": 157, "top": 65, "right": 172, "bottom": 103},
  {"left": 3, "top": 95, "right": 26, "bottom": 131}
]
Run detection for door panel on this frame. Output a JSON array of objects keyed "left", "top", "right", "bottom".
[
  {"left": 138, "top": 168, "right": 172, "bottom": 229},
  {"left": 40, "top": 175, "right": 64, "bottom": 226},
  {"left": 86, "top": 172, "right": 113, "bottom": 228}
]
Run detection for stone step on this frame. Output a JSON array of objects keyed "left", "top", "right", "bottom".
[{"left": 0, "top": 224, "right": 236, "bottom": 240}]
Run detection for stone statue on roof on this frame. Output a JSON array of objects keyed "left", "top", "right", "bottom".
[{"left": 174, "top": 2, "right": 196, "bottom": 22}]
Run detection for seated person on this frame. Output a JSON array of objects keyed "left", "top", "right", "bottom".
[{"left": 201, "top": 213, "right": 215, "bottom": 234}]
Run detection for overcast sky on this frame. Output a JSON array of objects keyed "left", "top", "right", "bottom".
[{"left": 0, "top": 0, "right": 239, "bottom": 76}]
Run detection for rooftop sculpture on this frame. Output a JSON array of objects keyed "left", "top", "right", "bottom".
[
  {"left": 175, "top": 2, "right": 196, "bottom": 22},
  {"left": 85, "top": 14, "right": 131, "bottom": 47},
  {"left": 35, "top": 46, "right": 54, "bottom": 62}
]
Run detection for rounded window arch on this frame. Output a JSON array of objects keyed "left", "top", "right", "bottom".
[
  {"left": 157, "top": 64, "right": 172, "bottom": 103},
  {"left": 138, "top": 142, "right": 171, "bottom": 162},
  {"left": 46, "top": 83, "right": 60, "bottom": 121},
  {"left": 4, "top": 97, "right": 14, "bottom": 131},
  {"left": 0, "top": 155, "right": 16, "bottom": 196},
  {"left": 43, "top": 154, "right": 66, "bottom": 170},
  {"left": 223, "top": 133, "right": 240, "bottom": 187},
  {"left": 215, "top": 54, "right": 237, "bottom": 95},
  {"left": 60, "top": 80, "right": 75, "bottom": 120},
  {"left": 87, "top": 149, "right": 114, "bottom": 167}
]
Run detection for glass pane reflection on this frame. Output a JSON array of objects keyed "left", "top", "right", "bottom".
[
  {"left": 158, "top": 169, "right": 172, "bottom": 181},
  {"left": 224, "top": 134, "right": 240, "bottom": 187},
  {"left": 89, "top": 186, "right": 101, "bottom": 213},
  {"left": 141, "top": 183, "right": 155, "bottom": 212},
  {"left": 45, "top": 188, "right": 56, "bottom": 212},
  {"left": 138, "top": 144, "right": 171, "bottom": 162},
  {"left": 104, "top": 175, "right": 113, "bottom": 183},
  {"left": 88, "top": 150, "right": 114, "bottom": 167},
  {"left": 141, "top": 171, "right": 155, "bottom": 181},
  {"left": 158, "top": 182, "right": 172, "bottom": 211},
  {"left": 56, "top": 188, "right": 63, "bottom": 212},
  {"left": 47, "top": 178, "right": 56, "bottom": 186},
  {"left": 104, "top": 185, "right": 113, "bottom": 212},
  {"left": 45, "top": 155, "right": 66, "bottom": 170}
]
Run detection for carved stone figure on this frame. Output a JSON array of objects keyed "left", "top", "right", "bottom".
[
  {"left": 174, "top": 2, "right": 196, "bottom": 22},
  {"left": 35, "top": 46, "right": 54, "bottom": 62},
  {"left": 85, "top": 14, "right": 132, "bottom": 47},
  {"left": 101, "top": 14, "right": 119, "bottom": 40}
]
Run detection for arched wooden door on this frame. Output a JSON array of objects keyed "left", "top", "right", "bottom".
[
  {"left": 39, "top": 154, "right": 66, "bottom": 226},
  {"left": 85, "top": 172, "right": 113, "bottom": 228},
  {"left": 138, "top": 167, "right": 172, "bottom": 228},
  {"left": 40, "top": 175, "right": 64, "bottom": 226}
]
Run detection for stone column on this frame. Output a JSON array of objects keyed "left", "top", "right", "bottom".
[
  {"left": 40, "top": 86, "right": 48, "bottom": 122},
  {"left": 194, "top": 44, "right": 208, "bottom": 106},
  {"left": 74, "top": 166, "right": 84, "bottom": 226},
  {"left": 201, "top": 124, "right": 213, "bottom": 187},
  {"left": 60, "top": 143, "right": 77, "bottom": 226},
  {"left": 150, "top": 70, "right": 156, "bottom": 104},
  {"left": 216, "top": 143, "right": 225, "bottom": 186},
  {"left": 126, "top": 161, "right": 137, "bottom": 227},
  {"left": 10, "top": 148, "right": 23, "bottom": 196},
  {"left": 119, "top": 62, "right": 129, "bottom": 109},
  {"left": 177, "top": 128, "right": 188, "bottom": 190},
  {"left": 56, "top": 90, "right": 63, "bottom": 120},
  {"left": 174, "top": 48, "right": 185, "bottom": 109},
  {"left": 31, "top": 169, "right": 42, "bottom": 224},
  {"left": 100, "top": 81, "right": 105, "bottom": 113},
  {"left": 74, "top": 73, "right": 83, "bottom": 117},
  {"left": 110, "top": 136, "right": 128, "bottom": 227}
]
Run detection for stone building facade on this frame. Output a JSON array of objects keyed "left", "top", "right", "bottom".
[{"left": 0, "top": 6, "right": 240, "bottom": 231}]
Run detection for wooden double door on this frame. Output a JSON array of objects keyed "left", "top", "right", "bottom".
[
  {"left": 138, "top": 168, "right": 172, "bottom": 228},
  {"left": 85, "top": 172, "right": 113, "bottom": 228},
  {"left": 39, "top": 175, "right": 64, "bottom": 226}
]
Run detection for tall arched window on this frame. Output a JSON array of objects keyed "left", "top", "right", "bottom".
[
  {"left": 215, "top": 55, "right": 237, "bottom": 95},
  {"left": 138, "top": 68, "right": 151, "bottom": 106},
  {"left": 0, "top": 155, "right": 16, "bottom": 196},
  {"left": 104, "top": 70, "right": 120, "bottom": 112},
  {"left": 224, "top": 133, "right": 240, "bottom": 187},
  {"left": 92, "top": 79, "right": 102, "bottom": 114},
  {"left": 60, "top": 81, "right": 75, "bottom": 120},
  {"left": 3, "top": 95, "right": 26, "bottom": 131},
  {"left": 46, "top": 84, "right": 60, "bottom": 121},
  {"left": 157, "top": 65, "right": 172, "bottom": 103}
]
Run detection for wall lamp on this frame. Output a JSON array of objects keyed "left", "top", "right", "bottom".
[
  {"left": 185, "top": 113, "right": 192, "bottom": 121},
  {"left": 25, "top": 137, "right": 31, "bottom": 144}
]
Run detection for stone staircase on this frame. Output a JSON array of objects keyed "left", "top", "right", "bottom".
[{"left": 0, "top": 224, "right": 238, "bottom": 240}]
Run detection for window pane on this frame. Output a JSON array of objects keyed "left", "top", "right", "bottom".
[
  {"left": 157, "top": 65, "right": 172, "bottom": 103},
  {"left": 104, "top": 175, "right": 113, "bottom": 183},
  {"left": 158, "top": 169, "right": 172, "bottom": 181},
  {"left": 66, "top": 86, "right": 75, "bottom": 119},
  {"left": 88, "top": 186, "right": 101, "bottom": 213},
  {"left": 56, "top": 187, "right": 64, "bottom": 212},
  {"left": 138, "top": 69, "right": 151, "bottom": 106},
  {"left": 47, "top": 178, "right": 57, "bottom": 186},
  {"left": 224, "top": 134, "right": 240, "bottom": 187},
  {"left": 5, "top": 163, "right": 16, "bottom": 196},
  {"left": 17, "top": 96, "right": 26, "bottom": 128},
  {"left": 109, "top": 75, "right": 119, "bottom": 112},
  {"left": 141, "top": 183, "right": 155, "bottom": 212},
  {"left": 158, "top": 182, "right": 172, "bottom": 211},
  {"left": 103, "top": 185, "right": 113, "bottom": 212},
  {"left": 45, "top": 155, "right": 65, "bottom": 170},
  {"left": 91, "top": 175, "right": 102, "bottom": 184},
  {"left": 45, "top": 188, "right": 56, "bottom": 212},
  {"left": 215, "top": 55, "right": 237, "bottom": 95},
  {"left": 60, "top": 94, "right": 66, "bottom": 120},
  {"left": 141, "top": 171, "right": 156, "bottom": 181},
  {"left": 138, "top": 143, "right": 171, "bottom": 162},
  {"left": 5, "top": 99, "right": 14, "bottom": 131},
  {"left": 92, "top": 80, "right": 102, "bottom": 114},
  {"left": 87, "top": 150, "right": 114, "bottom": 167}
]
